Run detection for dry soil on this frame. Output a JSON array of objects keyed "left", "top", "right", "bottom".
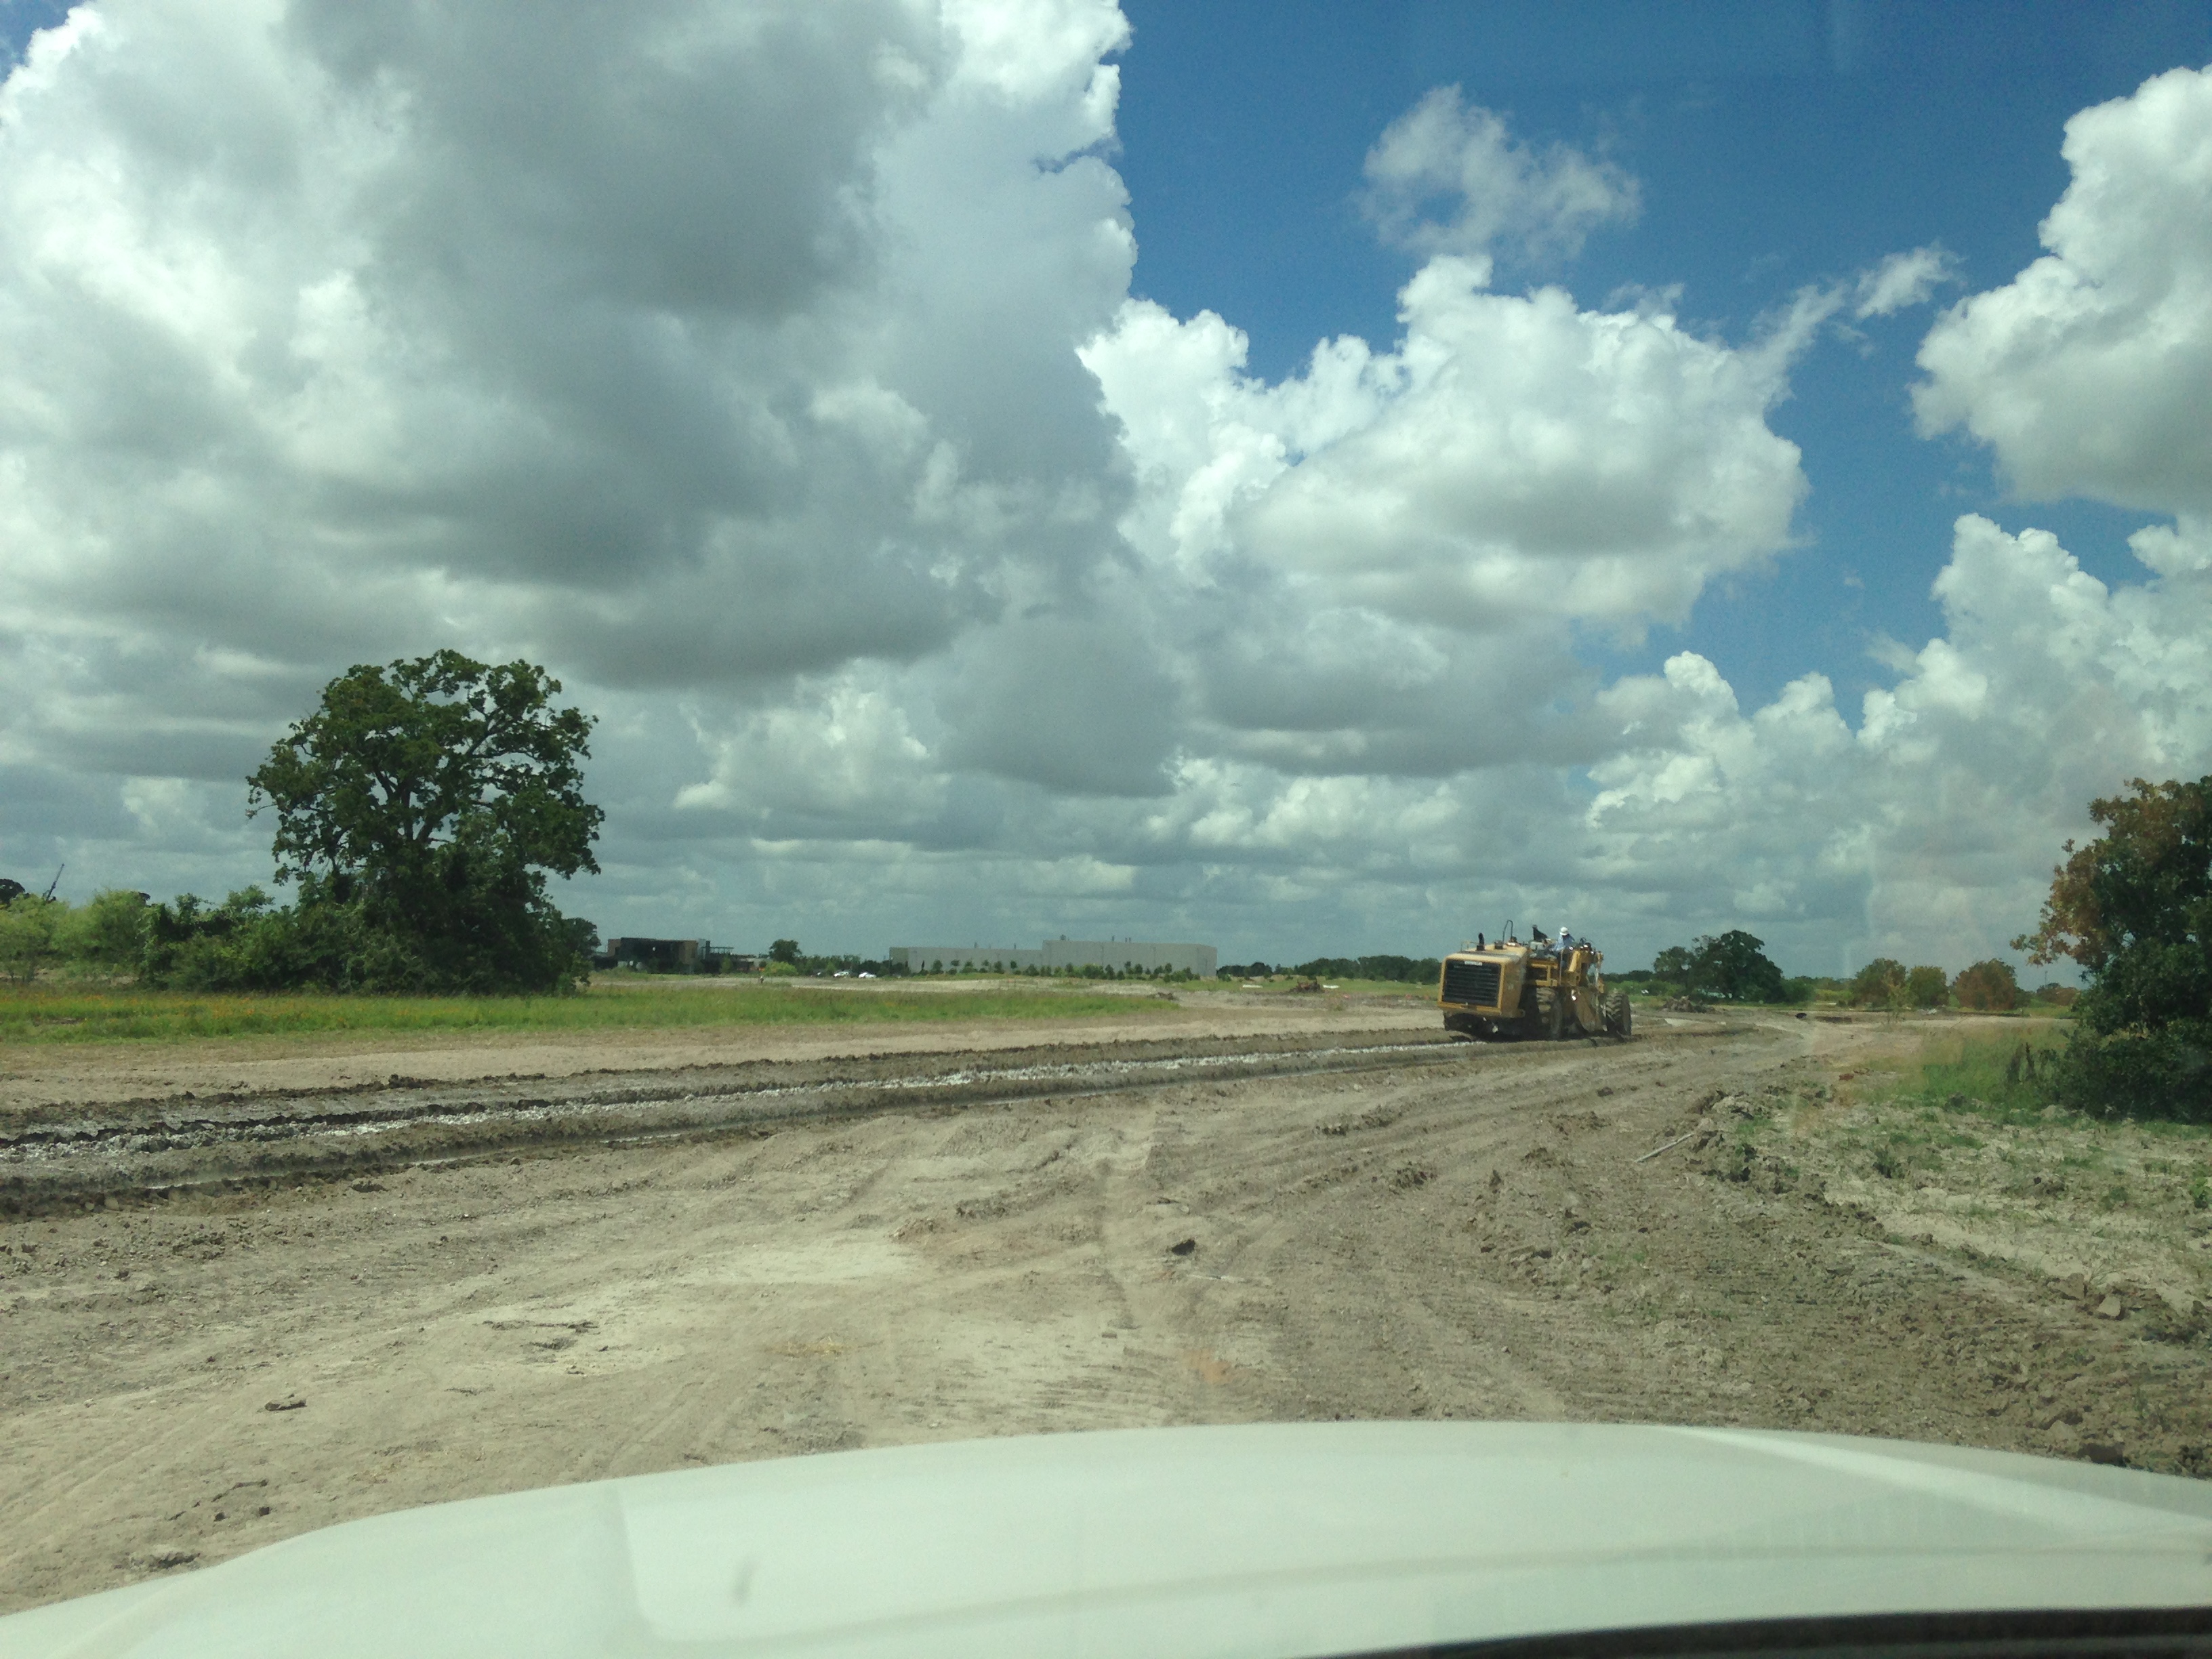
[{"left": 3, "top": 1002, "right": 2208, "bottom": 1615}]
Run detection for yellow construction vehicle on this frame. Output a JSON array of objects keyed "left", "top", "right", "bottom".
[{"left": 1436, "top": 928, "right": 1631, "bottom": 1041}]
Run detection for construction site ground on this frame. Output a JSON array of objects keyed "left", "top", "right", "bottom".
[{"left": 4, "top": 991, "right": 2209, "bottom": 1614}]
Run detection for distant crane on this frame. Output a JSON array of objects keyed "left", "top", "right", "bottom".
[{"left": 40, "top": 863, "right": 63, "bottom": 903}]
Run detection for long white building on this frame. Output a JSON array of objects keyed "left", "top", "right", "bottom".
[{"left": 888, "top": 937, "right": 1216, "bottom": 977}]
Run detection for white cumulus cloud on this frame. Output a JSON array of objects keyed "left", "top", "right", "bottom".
[
  {"left": 1585, "top": 514, "right": 2212, "bottom": 970},
  {"left": 1078, "top": 253, "right": 1811, "bottom": 777},
  {"left": 4, "top": 3, "right": 2209, "bottom": 977},
  {"left": 1852, "top": 245, "right": 1959, "bottom": 317},
  {"left": 1361, "top": 87, "right": 1639, "bottom": 264},
  {"left": 0, "top": 0, "right": 1149, "bottom": 901},
  {"left": 1915, "top": 63, "right": 2212, "bottom": 520}
]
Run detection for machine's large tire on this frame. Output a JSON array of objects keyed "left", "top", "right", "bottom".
[
  {"left": 1528, "top": 986, "right": 1563, "bottom": 1042},
  {"left": 1601, "top": 989, "right": 1632, "bottom": 1038}
]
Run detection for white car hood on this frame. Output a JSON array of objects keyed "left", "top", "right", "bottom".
[{"left": 3, "top": 1422, "right": 2208, "bottom": 1658}]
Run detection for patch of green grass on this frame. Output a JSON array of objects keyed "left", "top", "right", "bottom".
[
  {"left": 0, "top": 981, "right": 1176, "bottom": 1044},
  {"left": 1877, "top": 1031, "right": 2071, "bottom": 1125}
]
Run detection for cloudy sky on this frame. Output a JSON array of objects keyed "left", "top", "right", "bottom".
[{"left": 2, "top": 0, "right": 2209, "bottom": 976}]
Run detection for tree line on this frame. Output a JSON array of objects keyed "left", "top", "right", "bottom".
[
  {"left": 1218, "top": 955, "right": 1441, "bottom": 983},
  {"left": 4, "top": 654, "right": 2206, "bottom": 1128},
  {"left": 1637, "top": 776, "right": 2209, "bottom": 1124},
  {"left": 1, "top": 652, "right": 601, "bottom": 994},
  {"left": 1642, "top": 933, "right": 2064, "bottom": 1014},
  {"left": 1647, "top": 930, "right": 1806, "bottom": 1002}
]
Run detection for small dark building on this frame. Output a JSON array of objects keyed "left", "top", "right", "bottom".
[
  {"left": 595, "top": 938, "right": 758, "bottom": 975},
  {"left": 602, "top": 937, "right": 705, "bottom": 972}
]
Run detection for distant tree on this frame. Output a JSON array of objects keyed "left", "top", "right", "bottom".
[
  {"left": 1904, "top": 964, "right": 1950, "bottom": 1008},
  {"left": 1290, "top": 954, "right": 1440, "bottom": 984},
  {"left": 1952, "top": 959, "right": 2022, "bottom": 1011},
  {"left": 1687, "top": 930, "right": 1786, "bottom": 1002},
  {"left": 1849, "top": 958, "right": 1908, "bottom": 1008},
  {"left": 2016, "top": 775, "right": 2212, "bottom": 1120},
  {"left": 1652, "top": 945, "right": 1696, "bottom": 983},
  {"left": 160, "top": 651, "right": 602, "bottom": 994},
  {"left": 2032, "top": 983, "right": 2079, "bottom": 1007},
  {"left": 0, "top": 895, "right": 60, "bottom": 984},
  {"left": 769, "top": 939, "right": 801, "bottom": 965},
  {"left": 565, "top": 917, "right": 601, "bottom": 966},
  {"left": 58, "top": 889, "right": 152, "bottom": 973}
]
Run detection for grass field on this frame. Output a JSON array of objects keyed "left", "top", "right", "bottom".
[
  {"left": 1858, "top": 1040, "right": 2079, "bottom": 1132},
  {"left": 0, "top": 979, "right": 1179, "bottom": 1045}
]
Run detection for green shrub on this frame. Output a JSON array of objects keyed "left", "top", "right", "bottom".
[
  {"left": 2046, "top": 1022, "right": 2212, "bottom": 1126},
  {"left": 0, "top": 897, "right": 60, "bottom": 984},
  {"left": 139, "top": 880, "right": 585, "bottom": 995},
  {"left": 56, "top": 889, "right": 152, "bottom": 973},
  {"left": 1953, "top": 958, "right": 2023, "bottom": 1010},
  {"left": 1849, "top": 958, "right": 1906, "bottom": 1008},
  {"left": 1905, "top": 964, "right": 1950, "bottom": 1008}
]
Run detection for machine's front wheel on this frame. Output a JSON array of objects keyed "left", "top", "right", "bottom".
[
  {"left": 1601, "top": 989, "right": 1632, "bottom": 1038},
  {"left": 1528, "top": 987, "right": 1564, "bottom": 1041}
]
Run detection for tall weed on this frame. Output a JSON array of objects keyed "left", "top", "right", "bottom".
[{"left": 1882, "top": 1032, "right": 2069, "bottom": 1125}]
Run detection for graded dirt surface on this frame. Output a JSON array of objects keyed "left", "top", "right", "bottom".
[
  {"left": 4, "top": 1004, "right": 2209, "bottom": 1614},
  {"left": 0, "top": 985, "right": 1434, "bottom": 1116}
]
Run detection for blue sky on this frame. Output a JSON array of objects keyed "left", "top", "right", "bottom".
[
  {"left": 1111, "top": 0, "right": 2212, "bottom": 710},
  {"left": 1, "top": 1, "right": 2210, "bottom": 973}
]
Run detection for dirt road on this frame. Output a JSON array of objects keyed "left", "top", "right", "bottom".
[{"left": 4, "top": 1007, "right": 2207, "bottom": 1614}]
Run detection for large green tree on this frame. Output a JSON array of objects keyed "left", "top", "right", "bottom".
[
  {"left": 2015, "top": 776, "right": 2212, "bottom": 1120},
  {"left": 1952, "top": 959, "right": 2022, "bottom": 1011},
  {"left": 0, "top": 895, "right": 58, "bottom": 984},
  {"left": 239, "top": 651, "right": 602, "bottom": 993},
  {"left": 1692, "top": 930, "right": 1787, "bottom": 1002},
  {"left": 1849, "top": 958, "right": 1907, "bottom": 1008},
  {"left": 1903, "top": 964, "right": 1950, "bottom": 1009},
  {"left": 1650, "top": 935, "right": 1792, "bottom": 1000}
]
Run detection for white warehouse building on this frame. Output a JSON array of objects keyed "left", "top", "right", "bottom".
[{"left": 888, "top": 938, "right": 1216, "bottom": 977}]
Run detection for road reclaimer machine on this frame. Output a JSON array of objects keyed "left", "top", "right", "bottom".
[{"left": 1436, "top": 929, "right": 1631, "bottom": 1042}]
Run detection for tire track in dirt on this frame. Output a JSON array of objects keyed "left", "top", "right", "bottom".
[
  {"left": 0, "top": 1031, "right": 1494, "bottom": 1217},
  {"left": 5, "top": 1013, "right": 2206, "bottom": 1618}
]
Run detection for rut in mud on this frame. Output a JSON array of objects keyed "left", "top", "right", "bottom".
[{"left": 3, "top": 1011, "right": 2206, "bottom": 1614}]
